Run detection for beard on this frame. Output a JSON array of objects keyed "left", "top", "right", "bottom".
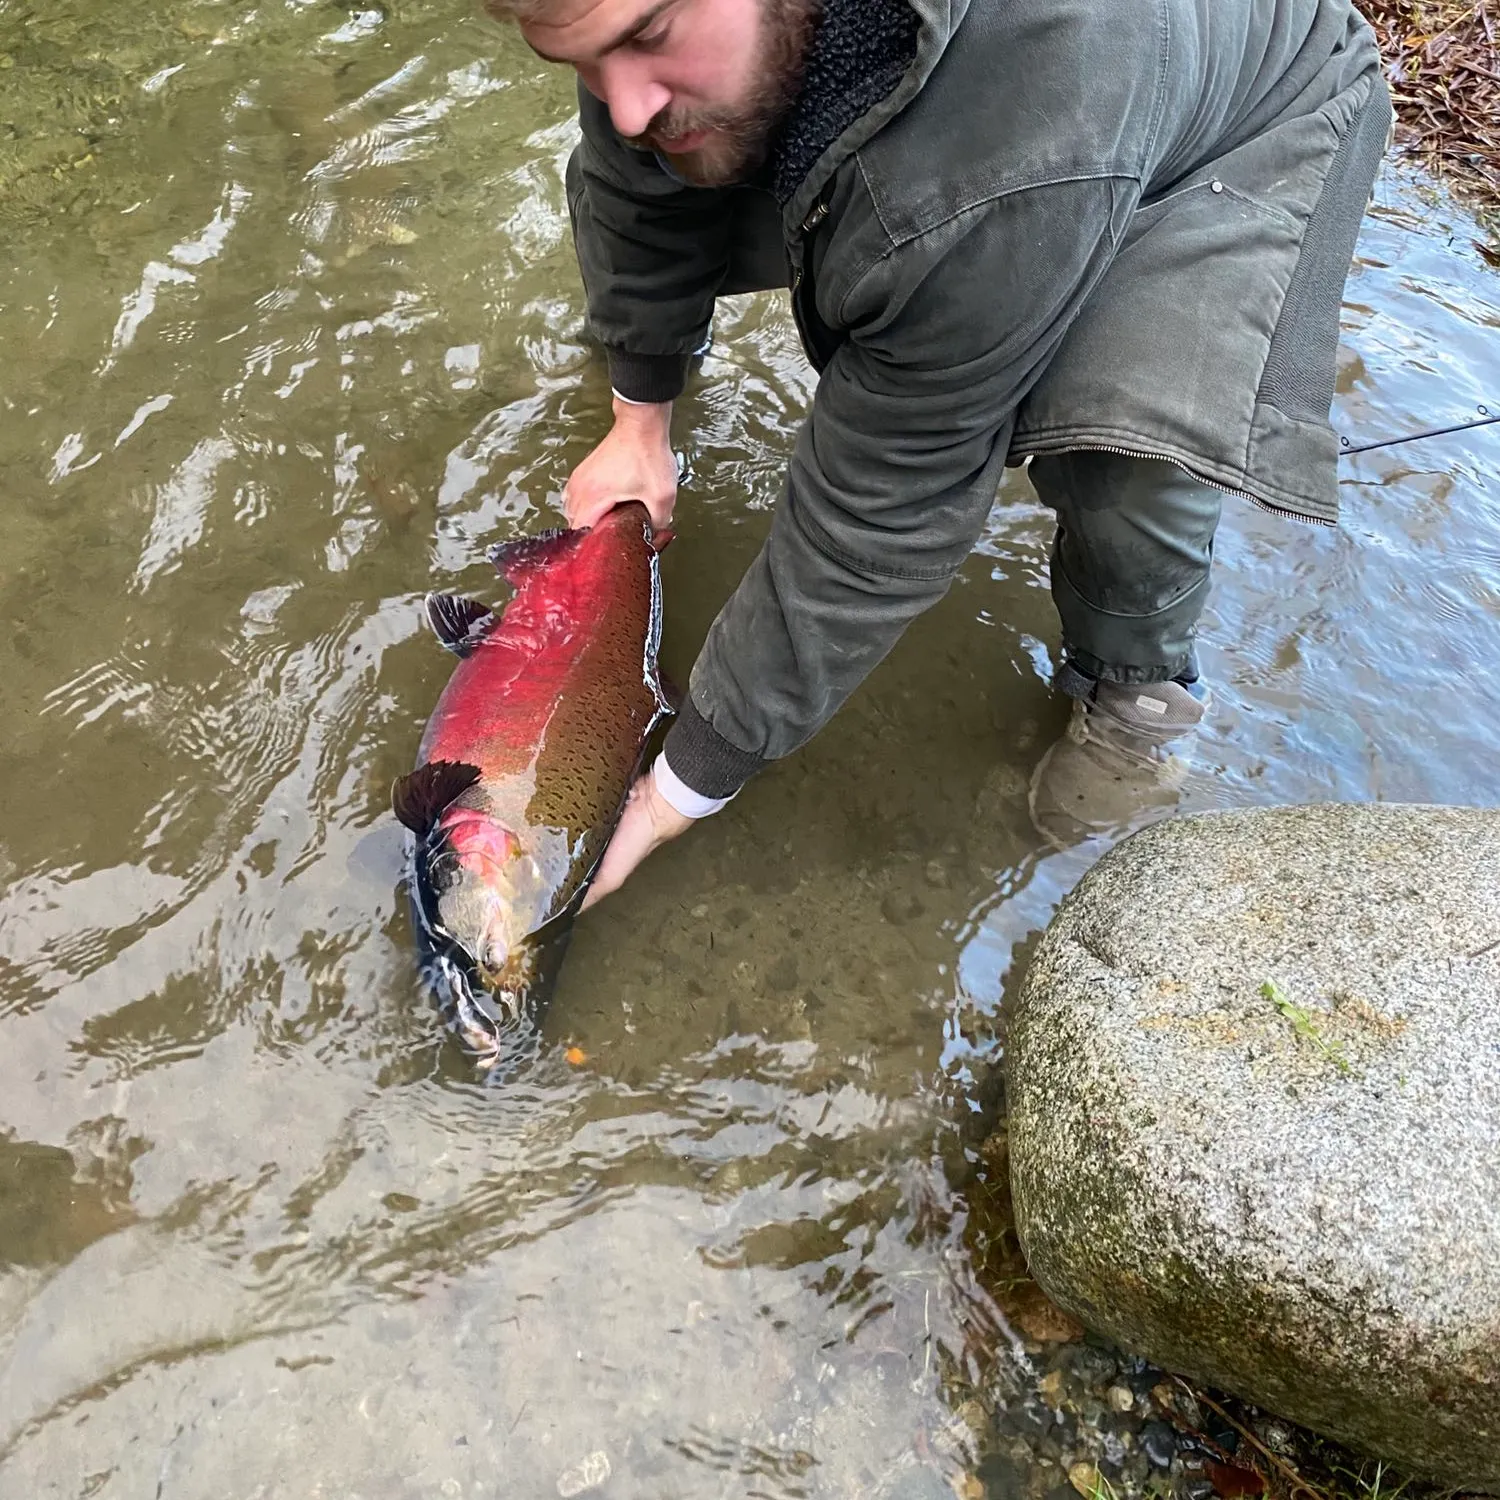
[{"left": 624, "top": 0, "right": 819, "bottom": 187}]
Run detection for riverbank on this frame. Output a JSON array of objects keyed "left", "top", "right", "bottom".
[{"left": 1367, "top": 0, "right": 1500, "bottom": 224}]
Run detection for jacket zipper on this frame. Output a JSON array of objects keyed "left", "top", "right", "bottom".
[
  {"left": 788, "top": 200, "right": 833, "bottom": 365},
  {"left": 789, "top": 201, "right": 829, "bottom": 290},
  {"left": 1033, "top": 442, "right": 1332, "bottom": 527}
]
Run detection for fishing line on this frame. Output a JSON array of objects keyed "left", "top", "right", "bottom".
[{"left": 1339, "top": 403, "right": 1497, "bottom": 456}]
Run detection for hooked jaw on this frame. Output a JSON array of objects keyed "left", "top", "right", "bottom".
[
  {"left": 426, "top": 949, "right": 528, "bottom": 1065},
  {"left": 407, "top": 805, "right": 574, "bottom": 1067},
  {"left": 413, "top": 894, "right": 575, "bottom": 1068},
  {"left": 413, "top": 808, "right": 545, "bottom": 1065}
]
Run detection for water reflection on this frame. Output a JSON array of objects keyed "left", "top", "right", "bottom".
[{"left": 0, "top": 0, "right": 1497, "bottom": 1492}]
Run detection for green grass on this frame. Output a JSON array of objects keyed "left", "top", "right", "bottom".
[
  {"left": 1261, "top": 981, "right": 1354, "bottom": 1076},
  {"left": 1329, "top": 1460, "right": 1411, "bottom": 1500}
]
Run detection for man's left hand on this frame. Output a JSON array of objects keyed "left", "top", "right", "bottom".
[{"left": 580, "top": 768, "right": 694, "bottom": 912}]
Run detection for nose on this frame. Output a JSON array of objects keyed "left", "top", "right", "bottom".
[{"left": 597, "top": 53, "right": 671, "bottom": 140}]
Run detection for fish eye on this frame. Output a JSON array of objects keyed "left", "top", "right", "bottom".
[{"left": 427, "top": 845, "right": 463, "bottom": 891}]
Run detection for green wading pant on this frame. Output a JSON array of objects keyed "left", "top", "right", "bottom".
[{"left": 567, "top": 160, "right": 1228, "bottom": 696}]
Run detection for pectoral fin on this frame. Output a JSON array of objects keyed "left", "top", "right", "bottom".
[
  {"left": 425, "top": 593, "right": 495, "bottom": 657},
  {"left": 392, "top": 760, "right": 482, "bottom": 836}
]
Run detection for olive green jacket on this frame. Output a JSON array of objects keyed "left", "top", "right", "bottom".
[{"left": 567, "top": 0, "right": 1391, "bottom": 796}]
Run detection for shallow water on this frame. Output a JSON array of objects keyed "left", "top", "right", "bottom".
[{"left": 0, "top": 2, "right": 1497, "bottom": 1495}]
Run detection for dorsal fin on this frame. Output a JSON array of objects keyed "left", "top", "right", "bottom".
[
  {"left": 392, "top": 760, "right": 481, "bottom": 836},
  {"left": 487, "top": 527, "right": 582, "bottom": 588},
  {"left": 425, "top": 593, "right": 495, "bottom": 657}
]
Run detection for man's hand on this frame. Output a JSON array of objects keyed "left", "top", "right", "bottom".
[
  {"left": 564, "top": 396, "right": 678, "bottom": 531},
  {"left": 580, "top": 768, "right": 694, "bottom": 912}
]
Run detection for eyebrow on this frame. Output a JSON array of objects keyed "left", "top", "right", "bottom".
[{"left": 525, "top": 0, "right": 676, "bottom": 63}]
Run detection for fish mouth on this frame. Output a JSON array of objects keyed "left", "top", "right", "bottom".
[
  {"left": 424, "top": 948, "right": 526, "bottom": 1066},
  {"left": 403, "top": 847, "right": 512, "bottom": 1057},
  {"left": 409, "top": 875, "right": 529, "bottom": 1065},
  {"left": 408, "top": 853, "right": 576, "bottom": 1068},
  {"left": 405, "top": 816, "right": 582, "bottom": 1067}
]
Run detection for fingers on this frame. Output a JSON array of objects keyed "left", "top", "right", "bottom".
[
  {"left": 579, "top": 781, "right": 653, "bottom": 912},
  {"left": 578, "top": 772, "right": 694, "bottom": 912},
  {"left": 562, "top": 418, "right": 679, "bottom": 533},
  {"left": 564, "top": 480, "right": 675, "bottom": 532},
  {"left": 640, "top": 491, "right": 676, "bottom": 532},
  {"left": 578, "top": 839, "right": 627, "bottom": 911},
  {"left": 562, "top": 486, "right": 617, "bottom": 531}
]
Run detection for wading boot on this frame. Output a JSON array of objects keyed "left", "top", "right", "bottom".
[{"left": 1027, "top": 669, "right": 1209, "bottom": 851}]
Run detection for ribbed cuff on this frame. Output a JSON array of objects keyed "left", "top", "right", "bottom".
[
  {"left": 661, "top": 696, "right": 768, "bottom": 800},
  {"left": 607, "top": 348, "right": 691, "bottom": 405}
]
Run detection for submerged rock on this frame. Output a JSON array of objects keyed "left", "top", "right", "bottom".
[{"left": 1006, "top": 803, "right": 1500, "bottom": 1492}]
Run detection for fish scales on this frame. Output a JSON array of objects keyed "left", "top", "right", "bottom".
[{"left": 393, "top": 501, "right": 670, "bottom": 1064}]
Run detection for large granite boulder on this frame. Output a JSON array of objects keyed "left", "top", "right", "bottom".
[{"left": 1007, "top": 803, "right": 1500, "bottom": 1491}]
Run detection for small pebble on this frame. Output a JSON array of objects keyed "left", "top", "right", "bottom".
[
  {"left": 690, "top": 903, "right": 709, "bottom": 918},
  {"left": 1068, "top": 1347, "right": 1118, "bottom": 1385},
  {"left": 1067, "top": 1462, "right": 1100, "bottom": 1498},
  {"left": 765, "top": 954, "right": 799, "bottom": 991},
  {"left": 1038, "top": 1369, "right": 1065, "bottom": 1405},
  {"left": 1107, "top": 1384, "right": 1134, "bottom": 1413},
  {"left": 556, "top": 1450, "right": 611, "bottom": 1497},
  {"left": 955, "top": 1398, "right": 989, "bottom": 1434},
  {"left": 1139, "top": 1419, "right": 1178, "bottom": 1469},
  {"left": 1253, "top": 1418, "right": 1296, "bottom": 1455}
]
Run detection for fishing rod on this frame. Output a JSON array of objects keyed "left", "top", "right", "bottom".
[{"left": 1339, "top": 403, "right": 1497, "bottom": 456}]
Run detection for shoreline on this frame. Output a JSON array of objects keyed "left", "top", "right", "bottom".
[{"left": 1366, "top": 0, "right": 1500, "bottom": 226}]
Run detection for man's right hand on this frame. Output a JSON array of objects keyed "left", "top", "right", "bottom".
[{"left": 563, "top": 395, "right": 677, "bottom": 531}]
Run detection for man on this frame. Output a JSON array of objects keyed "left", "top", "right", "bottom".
[{"left": 492, "top": 0, "right": 1391, "bottom": 904}]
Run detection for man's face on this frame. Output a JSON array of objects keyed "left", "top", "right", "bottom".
[{"left": 515, "top": 0, "right": 814, "bottom": 186}]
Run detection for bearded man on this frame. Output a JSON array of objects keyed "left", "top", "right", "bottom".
[{"left": 494, "top": 0, "right": 1391, "bottom": 903}]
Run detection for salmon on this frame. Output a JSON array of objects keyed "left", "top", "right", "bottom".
[{"left": 392, "top": 501, "right": 672, "bottom": 1062}]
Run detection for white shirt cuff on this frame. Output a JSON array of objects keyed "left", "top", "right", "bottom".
[{"left": 653, "top": 750, "right": 734, "bottom": 819}]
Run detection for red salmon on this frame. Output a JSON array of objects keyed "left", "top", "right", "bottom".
[{"left": 393, "top": 501, "right": 671, "bottom": 1061}]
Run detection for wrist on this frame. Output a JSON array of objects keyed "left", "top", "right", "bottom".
[
  {"left": 653, "top": 751, "right": 734, "bottom": 820},
  {"left": 610, "top": 394, "right": 673, "bottom": 441}
]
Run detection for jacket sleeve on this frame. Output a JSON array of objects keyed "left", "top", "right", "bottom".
[
  {"left": 569, "top": 82, "right": 738, "bottom": 403},
  {"left": 662, "top": 175, "right": 1134, "bottom": 797}
]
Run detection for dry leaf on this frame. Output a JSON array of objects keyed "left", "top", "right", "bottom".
[{"left": 1205, "top": 1458, "right": 1268, "bottom": 1498}]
